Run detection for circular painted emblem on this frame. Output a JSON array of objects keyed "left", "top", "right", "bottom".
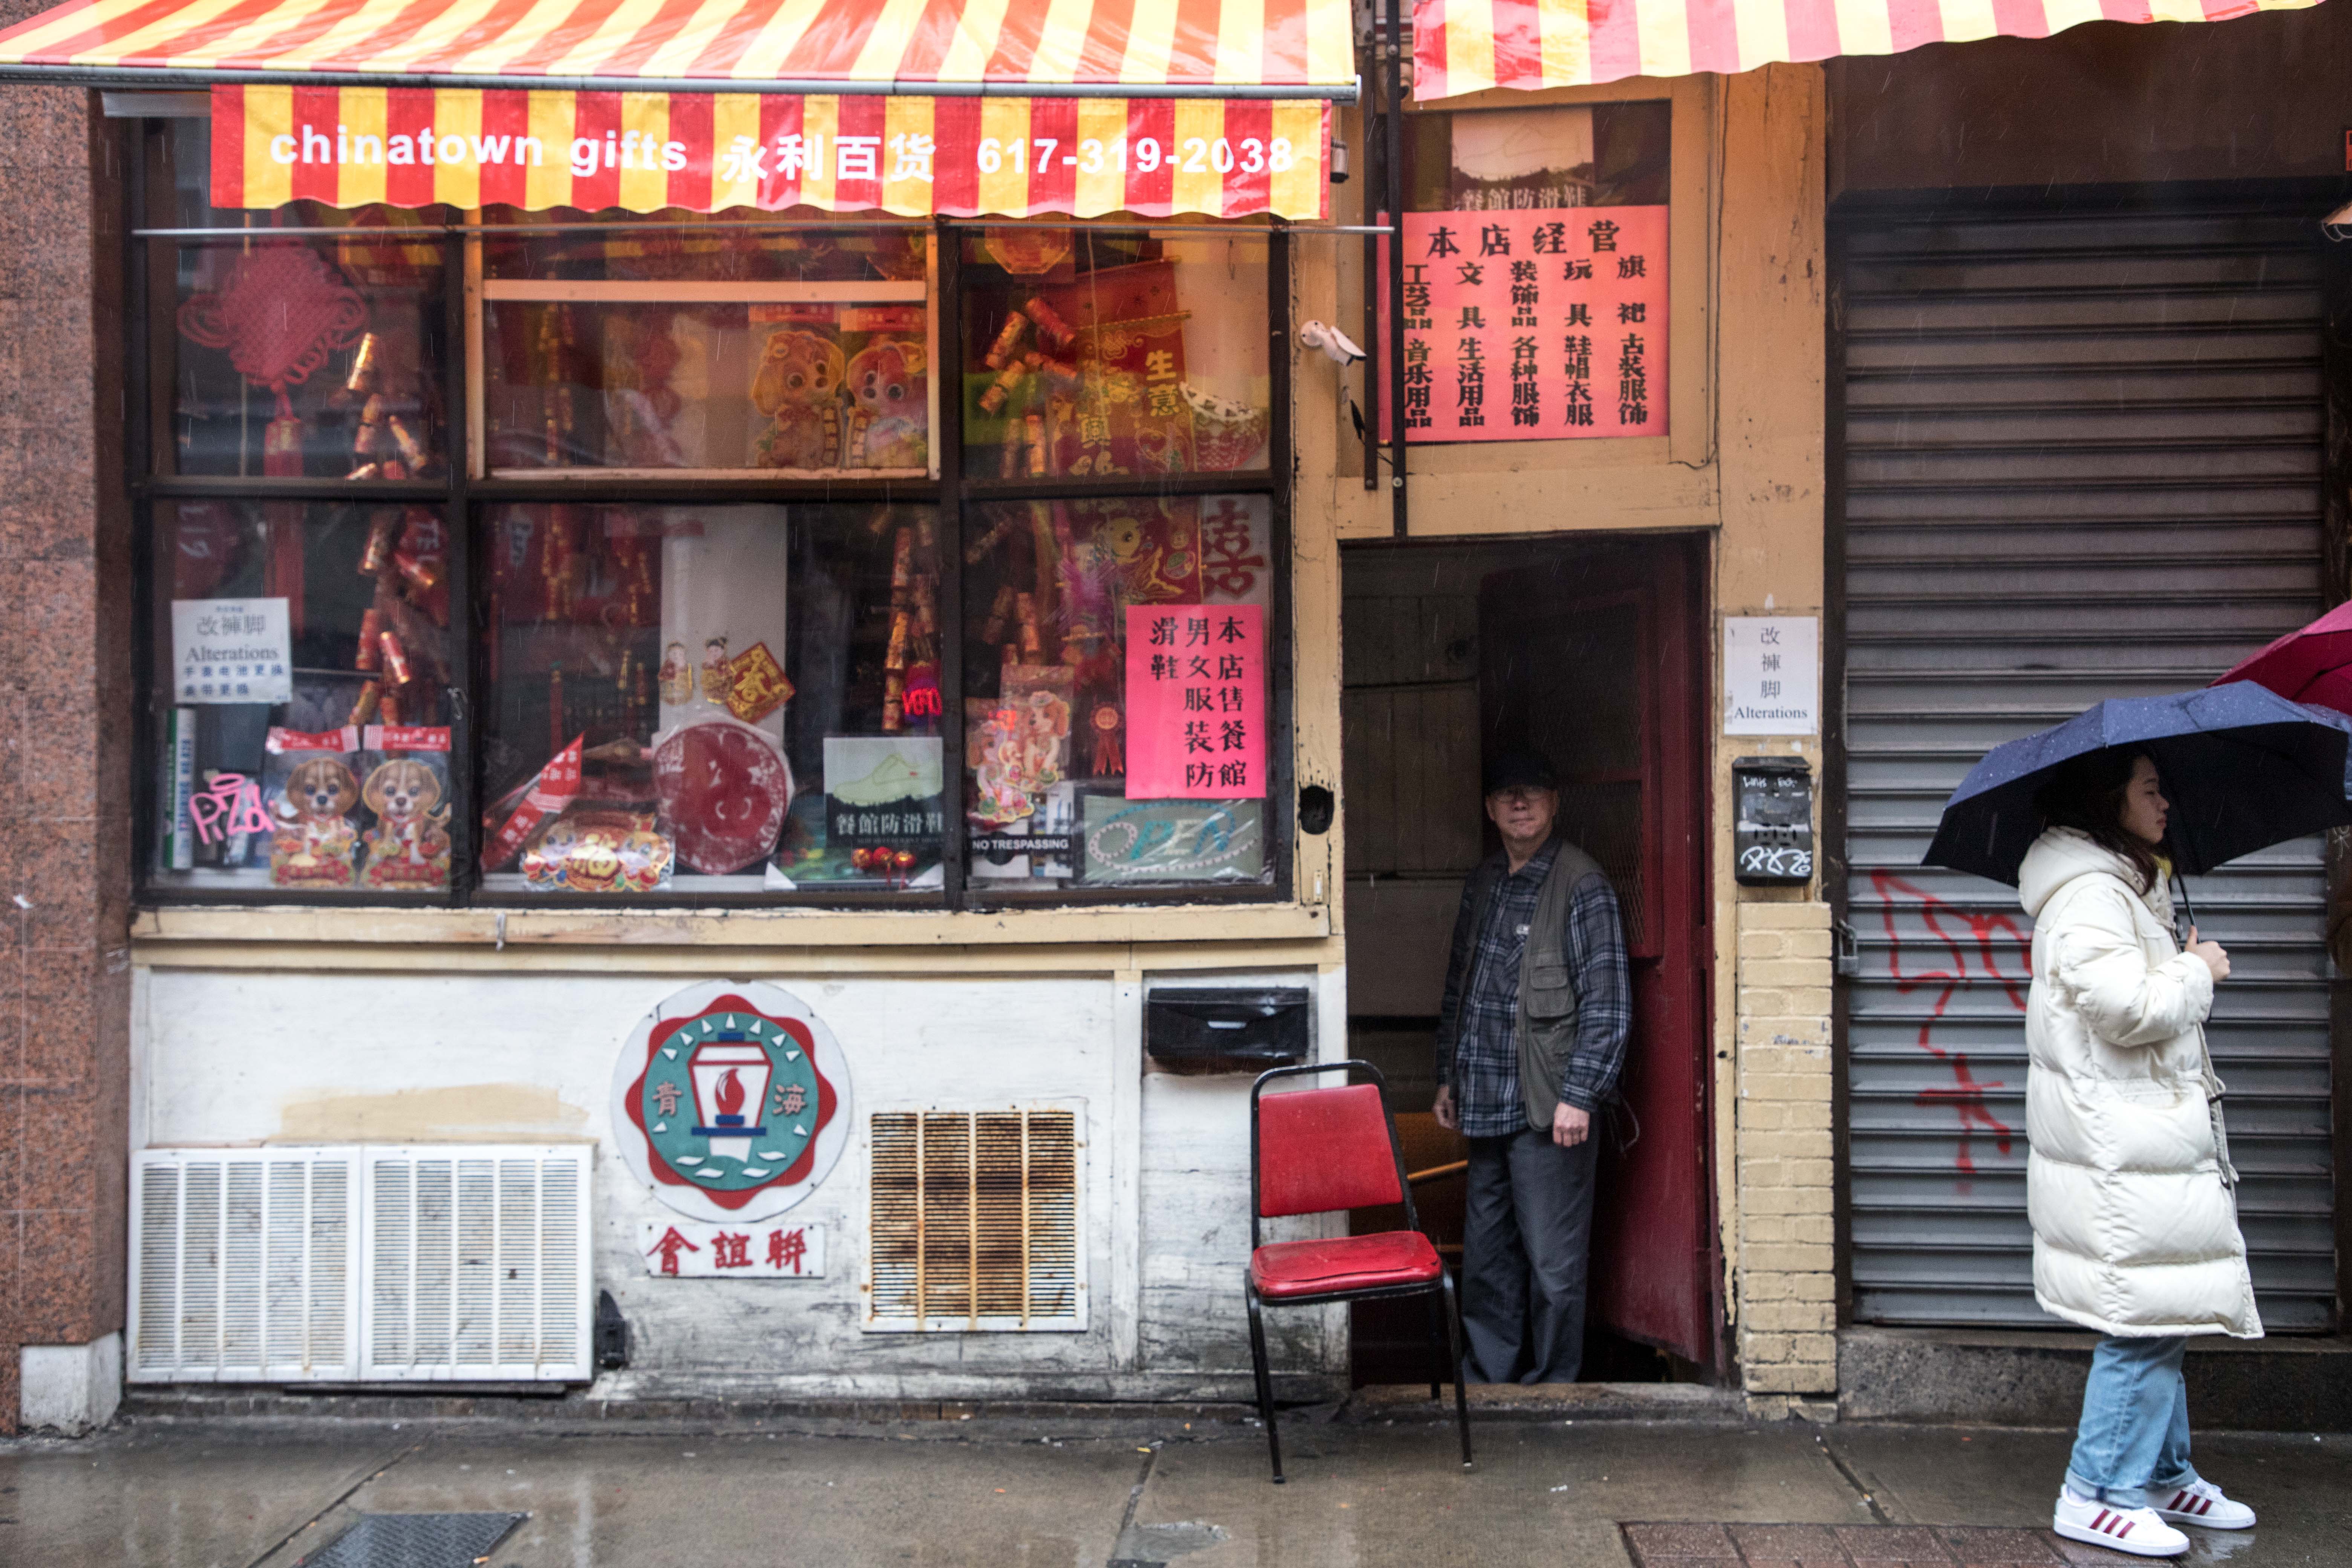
[{"left": 610, "top": 980, "right": 850, "bottom": 1222}]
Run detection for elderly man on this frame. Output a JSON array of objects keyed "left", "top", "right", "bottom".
[{"left": 1432, "top": 748, "right": 1632, "bottom": 1384}]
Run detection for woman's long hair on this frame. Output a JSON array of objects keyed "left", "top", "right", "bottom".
[{"left": 2033, "top": 748, "right": 2162, "bottom": 894}]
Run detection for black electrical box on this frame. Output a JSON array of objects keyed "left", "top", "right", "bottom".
[
  {"left": 1732, "top": 756, "right": 1815, "bottom": 887},
  {"left": 1144, "top": 988, "right": 1311, "bottom": 1073}
]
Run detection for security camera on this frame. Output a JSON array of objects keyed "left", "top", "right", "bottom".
[{"left": 1299, "top": 320, "right": 1366, "bottom": 366}]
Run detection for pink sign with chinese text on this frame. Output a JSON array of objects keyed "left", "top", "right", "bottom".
[
  {"left": 1125, "top": 603, "right": 1266, "bottom": 799},
  {"left": 1380, "top": 205, "right": 1668, "bottom": 443}
]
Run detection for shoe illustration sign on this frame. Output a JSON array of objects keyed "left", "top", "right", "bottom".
[{"left": 611, "top": 980, "right": 851, "bottom": 1222}]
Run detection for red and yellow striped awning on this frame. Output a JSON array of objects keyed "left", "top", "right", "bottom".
[
  {"left": 1410, "top": 0, "right": 2321, "bottom": 96},
  {"left": 0, "top": 0, "right": 1356, "bottom": 98}
]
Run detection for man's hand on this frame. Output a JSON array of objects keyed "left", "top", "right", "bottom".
[
  {"left": 1433, "top": 1085, "right": 1458, "bottom": 1131},
  {"left": 1551, "top": 1102, "right": 1591, "bottom": 1148}
]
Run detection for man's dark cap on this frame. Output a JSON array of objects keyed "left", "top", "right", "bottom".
[{"left": 1483, "top": 748, "right": 1559, "bottom": 796}]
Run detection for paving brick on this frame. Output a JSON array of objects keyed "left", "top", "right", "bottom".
[
  {"left": 1836, "top": 1525, "right": 1957, "bottom": 1563},
  {"left": 1729, "top": 1523, "right": 1845, "bottom": 1559},
  {"left": 1621, "top": 1521, "right": 1739, "bottom": 1562}
]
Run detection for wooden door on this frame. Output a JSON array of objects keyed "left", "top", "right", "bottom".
[{"left": 1478, "top": 540, "right": 1714, "bottom": 1365}]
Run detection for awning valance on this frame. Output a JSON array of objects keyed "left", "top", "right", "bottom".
[
  {"left": 1409, "top": 0, "right": 2320, "bottom": 97},
  {"left": 0, "top": 0, "right": 1355, "bottom": 100},
  {"left": 213, "top": 83, "right": 1331, "bottom": 218}
]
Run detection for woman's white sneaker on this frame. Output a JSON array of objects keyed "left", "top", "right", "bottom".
[
  {"left": 2148, "top": 1477, "right": 2256, "bottom": 1529},
  {"left": 2053, "top": 1490, "right": 2189, "bottom": 1557}
]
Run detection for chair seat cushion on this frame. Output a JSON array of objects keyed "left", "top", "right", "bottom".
[{"left": 1250, "top": 1230, "right": 1442, "bottom": 1300}]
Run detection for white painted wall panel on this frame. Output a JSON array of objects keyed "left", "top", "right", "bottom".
[{"left": 133, "top": 962, "right": 1345, "bottom": 1399}]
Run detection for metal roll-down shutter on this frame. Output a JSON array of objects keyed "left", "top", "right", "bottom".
[{"left": 1840, "top": 196, "right": 2338, "bottom": 1331}]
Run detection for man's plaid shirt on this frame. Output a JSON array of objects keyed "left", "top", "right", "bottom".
[{"left": 1436, "top": 839, "right": 1633, "bottom": 1139}]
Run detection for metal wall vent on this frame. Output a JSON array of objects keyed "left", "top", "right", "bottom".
[
  {"left": 867, "top": 1108, "right": 1085, "bottom": 1332},
  {"left": 129, "top": 1145, "right": 591, "bottom": 1384},
  {"left": 130, "top": 1148, "right": 360, "bottom": 1381},
  {"left": 362, "top": 1146, "right": 591, "bottom": 1381}
]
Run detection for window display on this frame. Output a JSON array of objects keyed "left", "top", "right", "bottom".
[
  {"left": 961, "top": 495, "right": 1274, "bottom": 890},
  {"left": 168, "top": 230, "right": 447, "bottom": 480},
  {"left": 135, "top": 141, "right": 1288, "bottom": 908},
  {"left": 960, "top": 230, "right": 1270, "bottom": 477},
  {"left": 153, "top": 499, "right": 455, "bottom": 893},
  {"left": 478, "top": 503, "right": 943, "bottom": 895},
  {"left": 480, "top": 224, "right": 932, "bottom": 476}
]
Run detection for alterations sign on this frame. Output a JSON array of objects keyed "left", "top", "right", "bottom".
[
  {"left": 1723, "top": 617, "right": 1819, "bottom": 737},
  {"left": 1384, "top": 205, "right": 1667, "bottom": 442}
]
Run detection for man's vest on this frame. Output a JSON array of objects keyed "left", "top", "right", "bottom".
[{"left": 1437, "top": 837, "right": 1610, "bottom": 1132}]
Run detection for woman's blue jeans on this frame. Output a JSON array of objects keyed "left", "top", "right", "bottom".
[{"left": 2066, "top": 1335, "right": 2199, "bottom": 1502}]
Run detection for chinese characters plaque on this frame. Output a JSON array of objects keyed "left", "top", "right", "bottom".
[
  {"left": 1383, "top": 206, "right": 1668, "bottom": 443},
  {"left": 639, "top": 1218, "right": 828, "bottom": 1278},
  {"left": 1125, "top": 604, "right": 1266, "bottom": 799}
]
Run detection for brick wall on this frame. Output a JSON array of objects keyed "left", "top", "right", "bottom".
[
  {"left": 1732, "top": 899, "right": 1836, "bottom": 1395},
  {"left": 0, "top": 82, "right": 129, "bottom": 1433}
]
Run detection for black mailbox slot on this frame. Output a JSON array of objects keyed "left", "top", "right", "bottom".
[
  {"left": 1732, "top": 755, "right": 1815, "bottom": 887},
  {"left": 1145, "top": 988, "right": 1311, "bottom": 1073}
]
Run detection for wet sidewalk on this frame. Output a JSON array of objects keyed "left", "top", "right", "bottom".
[{"left": 1, "top": 1407, "right": 2343, "bottom": 1567}]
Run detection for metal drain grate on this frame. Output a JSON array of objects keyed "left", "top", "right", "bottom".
[{"left": 297, "top": 1512, "right": 528, "bottom": 1568}]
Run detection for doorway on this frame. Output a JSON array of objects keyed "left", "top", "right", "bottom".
[{"left": 1340, "top": 532, "right": 1717, "bottom": 1381}]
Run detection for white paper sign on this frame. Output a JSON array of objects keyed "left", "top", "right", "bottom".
[
  {"left": 1723, "top": 616, "right": 1818, "bottom": 736},
  {"left": 173, "top": 597, "right": 292, "bottom": 705},
  {"left": 639, "top": 1217, "right": 827, "bottom": 1279}
]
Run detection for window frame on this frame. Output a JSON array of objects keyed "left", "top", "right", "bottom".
[{"left": 126, "top": 115, "right": 1295, "bottom": 913}]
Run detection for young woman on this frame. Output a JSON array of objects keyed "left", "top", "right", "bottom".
[{"left": 2020, "top": 750, "right": 2262, "bottom": 1557}]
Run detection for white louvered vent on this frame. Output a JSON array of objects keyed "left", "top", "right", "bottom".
[
  {"left": 867, "top": 1107, "right": 1085, "bottom": 1332},
  {"left": 360, "top": 1145, "right": 592, "bottom": 1381},
  {"left": 129, "top": 1148, "right": 361, "bottom": 1382}
]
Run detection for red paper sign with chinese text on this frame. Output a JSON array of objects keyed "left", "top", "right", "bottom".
[
  {"left": 1125, "top": 604, "right": 1265, "bottom": 799},
  {"left": 1380, "top": 205, "right": 1668, "bottom": 442}
]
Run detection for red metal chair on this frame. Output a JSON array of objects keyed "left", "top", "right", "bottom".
[{"left": 1245, "top": 1059, "right": 1472, "bottom": 1483}]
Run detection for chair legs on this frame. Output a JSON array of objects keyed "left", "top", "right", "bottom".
[
  {"left": 1245, "top": 1280, "right": 1285, "bottom": 1484},
  {"left": 1439, "top": 1268, "right": 1474, "bottom": 1471},
  {"left": 1423, "top": 1288, "right": 1446, "bottom": 1403},
  {"left": 1246, "top": 1275, "right": 1473, "bottom": 1485}
]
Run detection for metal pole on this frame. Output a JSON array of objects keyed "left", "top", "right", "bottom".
[{"left": 1384, "top": 0, "right": 1408, "bottom": 538}]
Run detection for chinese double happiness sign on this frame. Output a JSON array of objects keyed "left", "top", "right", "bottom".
[
  {"left": 1383, "top": 205, "right": 1668, "bottom": 443},
  {"left": 610, "top": 980, "right": 851, "bottom": 1222}
]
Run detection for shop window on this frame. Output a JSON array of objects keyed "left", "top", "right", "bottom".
[
  {"left": 480, "top": 224, "right": 933, "bottom": 476},
  {"left": 152, "top": 499, "right": 457, "bottom": 896},
  {"left": 137, "top": 116, "right": 1289, "bottom": 913},
  {"left": 960, "top": 230, "right": 1271, "bottom": 478},
  {"left": 962, "top": 495, "right": 1276, "bottom": 891},
  {"left": 164, "top": 229, "right": 450, "bottom": 481},
  {"left": 1382, "top": 101, "right": 1671, "bottom": 444},
  {"left": 476, "top": 502, "right": 943, "bottom": 897}
]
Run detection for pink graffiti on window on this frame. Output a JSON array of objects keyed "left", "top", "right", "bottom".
[
  {"left": 187, "top": 773, "right": 270, "bottom": 844},
  {"left": 1871, "top": 870, "right": 2028, "bottom": 1188}
]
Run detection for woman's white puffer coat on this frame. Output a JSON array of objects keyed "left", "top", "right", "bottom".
[{"left": 2019, "top": 826, "right": 2261, "bottom": 1339}]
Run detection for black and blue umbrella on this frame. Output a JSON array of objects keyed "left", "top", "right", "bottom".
[{"left": 1923, "top": 683, "right": 2352, "bottom": 887}]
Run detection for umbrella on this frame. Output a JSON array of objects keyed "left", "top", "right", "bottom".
[
  {"left": 2213, "top": 601, "right": 2352, "bottom": 715},
  {"left": 1923, "top": 683, "right": 2352, "bottom": 887}
]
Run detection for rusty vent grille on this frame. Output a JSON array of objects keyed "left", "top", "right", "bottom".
[{"left": 867, "top": 1109, "right": 1083, "bottom": 1332}]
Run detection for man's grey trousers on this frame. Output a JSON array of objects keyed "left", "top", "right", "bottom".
[{"left": 1460, "top": 1126, "right": 1599, "bottom": 1384}]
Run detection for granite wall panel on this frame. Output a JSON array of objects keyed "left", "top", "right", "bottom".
[{"left": 0, "top": 81, "right": 129, "bottom": 1435}]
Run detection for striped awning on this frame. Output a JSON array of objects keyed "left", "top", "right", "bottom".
[
  {"left": 0, "top": 0, "right": 1356, "bottom": 99},
  {"left": 1409, "top": 0, "right": 2321, "bottom": 97}
]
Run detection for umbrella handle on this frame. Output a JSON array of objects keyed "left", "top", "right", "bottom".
[{"left": 2173, "top": 870, "right": 2198, "bottom": 940}]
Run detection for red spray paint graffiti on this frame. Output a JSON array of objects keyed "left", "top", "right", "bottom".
[{"left": 1872, "top": 871, "right": 2029, "bottom": 1188}]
